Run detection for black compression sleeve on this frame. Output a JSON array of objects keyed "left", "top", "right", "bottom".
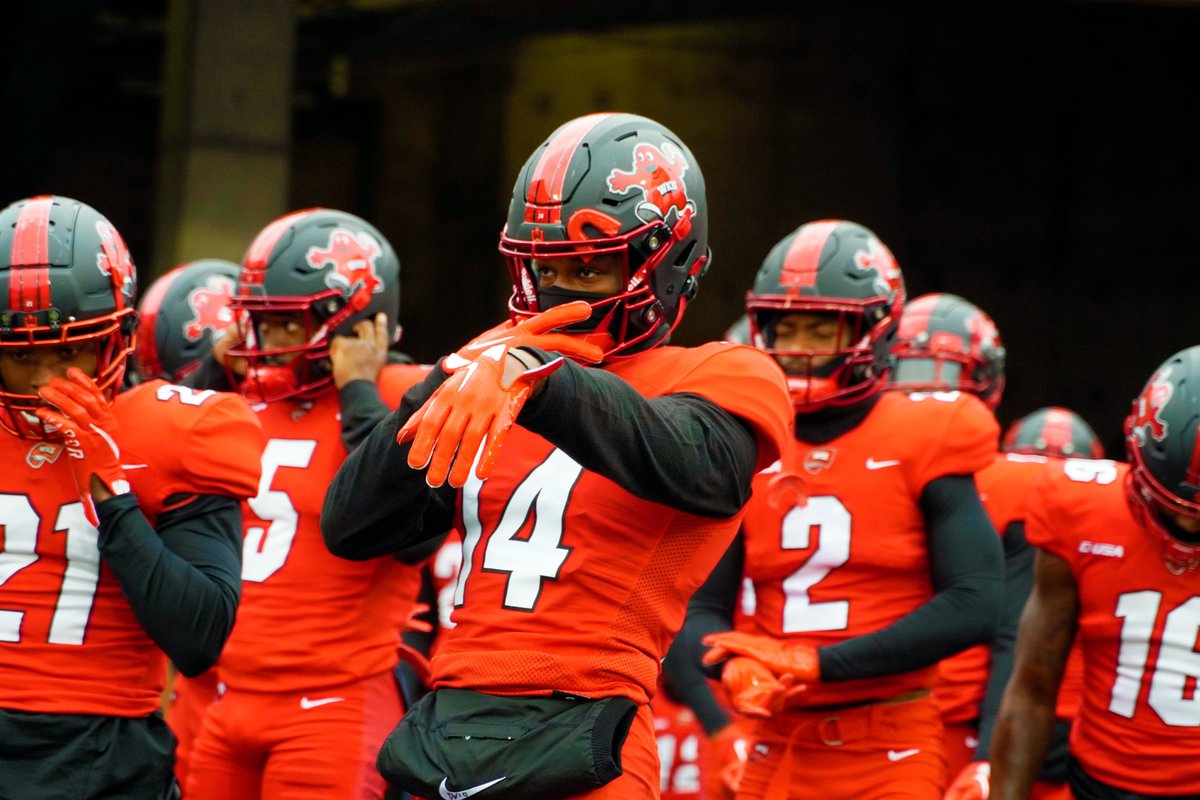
[
  {"left": 819, "top": 474, "right": 1003, "bottom": 682},
  {"left": 662, "top": 535, "right": 744, "bottom": 734},
  {"left": 338, "top": 379, "right": 392, "bottom": 451},
  {"left": 95, "top": 493, "right": 242, "bottom": 677},
  {"left": 517, "top": 356, "right": 759, "bottom": 518},
  {"left": 321, "top": 365, "right": 457, "bottom": 560},
  {"left": 974, "top": 521, "right": 1034, "bottom": 758}
]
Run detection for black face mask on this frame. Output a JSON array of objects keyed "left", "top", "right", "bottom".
[{"left": 537, "top": 286, "right": 614, "bottom": 332}]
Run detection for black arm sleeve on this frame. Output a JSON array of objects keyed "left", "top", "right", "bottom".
[
  {"left": 518, "top": 355, "right": 759, "bottom": 518},
  {"left": 95, "top": 492, "right": 243, "bottom": 677},
  {"left": 338, "top": 378, "right": 392, "bottom": 451},
  {"left": 818, "top": 474, "right": 1003, "bottom": 682},
  {"left": 974, "top": 521, "right": 1034, "bottom": 758},
  {"left": 321, "top": 365, "right": 458, "bottom": 560},
  {"left": 661, "top": 535, "right": 744, "bottom": 734}
]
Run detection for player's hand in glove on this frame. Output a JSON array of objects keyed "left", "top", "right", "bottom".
[
  {"left": 704, "top": 721, "right": 752, "bottom": 797},
  {"left": 399, "top": 303, "right": 604, "bottom": 488},
  {"left": 36, "top": 367, "right": 131, "bottom": 526},
  {"left": 716, "top": 656, "right": 807, "bottom": 718},
  {"left": 702, "top": 631, "right": 821, "bottom": 683},
  {"left": 944, "top": 761, "right": 990, "bottom": 800},
  {"left": 440, "top": 301, "right": 610, "bottom": 373}
]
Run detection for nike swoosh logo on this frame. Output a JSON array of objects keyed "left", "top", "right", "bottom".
[
  {"left": 464, "top": 335, "right": 515, "bottom": 351},
  {"left": 120, "top": 464, "right": 149, "bottom": 470},
  {"left": 887, "top": 748, "right": 920, "bottom": 761},
  {"left": 299, "top": 696, "right": 345, "bottom": 709},
  {"left": 866, "top": 458, "right": 901, "bottom": 470},
  {"left": 439, "top": 776, "right": 506, "bottom": 799}
]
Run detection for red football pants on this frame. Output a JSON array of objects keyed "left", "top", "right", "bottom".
[
  {"left": 942, "top": 722, "right": 980, "bottom": 785},
  {"left": 165, "top": 669, "right": 221, "bottom": 793},
  {"left": 185, "top": 670, "right": 402, "bottom": 800},
  {"left": 735, "top": 693, "right": 946, "bottom": 800}
]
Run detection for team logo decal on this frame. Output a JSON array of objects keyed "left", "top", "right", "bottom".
[
  {"left": 305, "top": 229, "right": 384, "bottom": 299},
  {"left": 606, "top": 142, "right": 696, "bottom": 226},
  {"left": 26, "top": 442, "right": 62, "bottom": 468},
  {"left": 95, "top": 220, "right": 135, "bottom": 299},
  {"left": 854, "top": 236, "right": 902, "bottom": 299},
  {"left": 804, "top": 448, "right": 837, "bottom": 474},
  {"left": 1131, "top": 365, "right": 1174, "bottom": 444},
  {"left": 184, "top": 275, "right": 236, "bottom": 341}
]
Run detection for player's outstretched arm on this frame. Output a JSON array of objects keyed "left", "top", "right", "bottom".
[{"left": 990, "top": 549, "right": 1078, "bottom": 800}]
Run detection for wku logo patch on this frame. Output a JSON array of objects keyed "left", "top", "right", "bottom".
[
  {"left": 184, "top": 274, "right": 236, "bottom": 341},
  {"left": 606, "top": 142, "right": 696, "bottom": 226},
  {"left": 26, "top": 442, "right": 62, "bottom": 468},
  {"left": 853, "top": 235, "right": 902, "bottom": 299},
  {"left": 1131, "top": 365, "right": 1173, "bottom": 444},
  {"left": 305, "top": 229, "right": 384, "bottom": 300},
  {"left": 95, "top": 220, "right": 135, "bottom": 299}
]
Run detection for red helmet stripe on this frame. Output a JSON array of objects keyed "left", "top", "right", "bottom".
[
  {"left": 242, "top": 208, "right": 319, "bottom": 274},
  {"left": 780, "top": 220, "right": 840, "bottom": 291},
  {"left": 897, "top": 295, "right": 937, "bottom": 339},
  {"left": 1041, "top": 407, "right": 1075, "bottom": 454},
  {"left": 9, "top": 196, "right": 54, "bottom": 311},
  {"left": 524, "top": 113, "right": 610, "bottom": 225}
]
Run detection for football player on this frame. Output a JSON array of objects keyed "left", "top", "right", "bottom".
[
  {"left": 0, "top": 195, "right": 265, "bottom": 799},
  {"left": 182, "top": 209, "right": 433, "bottom": 800},
  {"left": 1002, "top": 405, "right": 1105, "bottom": 460},
  {"left": 991, "top": 346, "right": 1200, "bottom": 799},
  {"left": 888, "top": 293, "right": 1074, "bottom": 800},
  {"left": 670, "top": 223, "right": 1004, "bottom": 800},
  {"left": 134, "top": 258, "right": 239, "bottom": 384},
  {"left": 322, "top": 112, "right": 791, "bottom": 799}
]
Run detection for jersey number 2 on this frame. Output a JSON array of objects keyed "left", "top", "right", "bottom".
[{"left": 781, "top": 495, "right": 851, "bottom": 632}]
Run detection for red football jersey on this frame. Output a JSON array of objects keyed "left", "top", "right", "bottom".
[
  {"left": 935, "top": 452, "right": 1048, "bottom": 724},
  {"left": 936, "top": 452, "right": 1084, "bottom": 726},
  {"left": 431, "top": 342, "right": 792, "bottom": 704},
  {"left": 1026, "top": 459, "right": 1200, "bottom": 795},
  {"left": 742, "top": 390, "right": 998, "bottom": 707},
  {"left": 0, "top": 381, "right": 264, "bottom": 716},
  {"left": 217, "top": 364, "right": 428, "bottom": 693}
]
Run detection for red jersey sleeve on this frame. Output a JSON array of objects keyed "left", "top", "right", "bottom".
[
  {"left": 377, "top": 363, "right": 432, "bottom": 407},
  {"left": 907, "top": 391, "right": 998, "bottom": 489},
  {"left": 1024, "top": 459, "right": 1103, "bottom": 569},
  {"left": 671, "top": 343, "right": 792, "bottom": 471}
]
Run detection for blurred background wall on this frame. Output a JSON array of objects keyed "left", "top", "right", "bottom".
[{"left": 1, "top": 0, "right": 1197, "bottom": 454}]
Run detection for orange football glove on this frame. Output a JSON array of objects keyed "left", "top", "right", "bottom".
[
  {"left": 399, "top": 303, "right": 605, "bottom": 488},
  {"left": 439, "top": 301, "right": 608, "bottom": 373},
  {"left": 704, "top": 721, "right": 751, "bottom": 798},
  {"left": 944, "top": 761, "right": 990, "bottom": 800},
  {"left": 36, "top": 368, "right": 131, "bottom": 527},
  {"left": 716, "top": 656, "right": 807, "bottom": 718},
  {"left": 702, "top": 631, "right": 821, "bottom": 683}
]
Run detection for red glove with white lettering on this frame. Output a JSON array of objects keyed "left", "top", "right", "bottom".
[
  {"left": 702, "top": 631, "right": 821, "bottom": 683},
  {"left": 399, "top": 303, "right": 605, "bottom": 488},
  {"left": 36, "top": 368, "right": 131, "bottom": 527},
  {"left": 714, "top": 656, "right": 807, "bottom": 718},
  {"left": 944, "top": 761, "right": 990, "bottom": 800}
]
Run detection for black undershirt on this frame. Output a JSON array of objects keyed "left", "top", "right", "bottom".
[
  {"left": 322, "top": 354, "right": 761, "bottom": 560},
  {"left": 95, "top": 492, "right": 243, "bottom": 677}
]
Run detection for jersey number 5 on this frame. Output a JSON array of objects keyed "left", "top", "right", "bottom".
[{"left": 242, "top": 439, "right": 316, "bottom": 583}]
